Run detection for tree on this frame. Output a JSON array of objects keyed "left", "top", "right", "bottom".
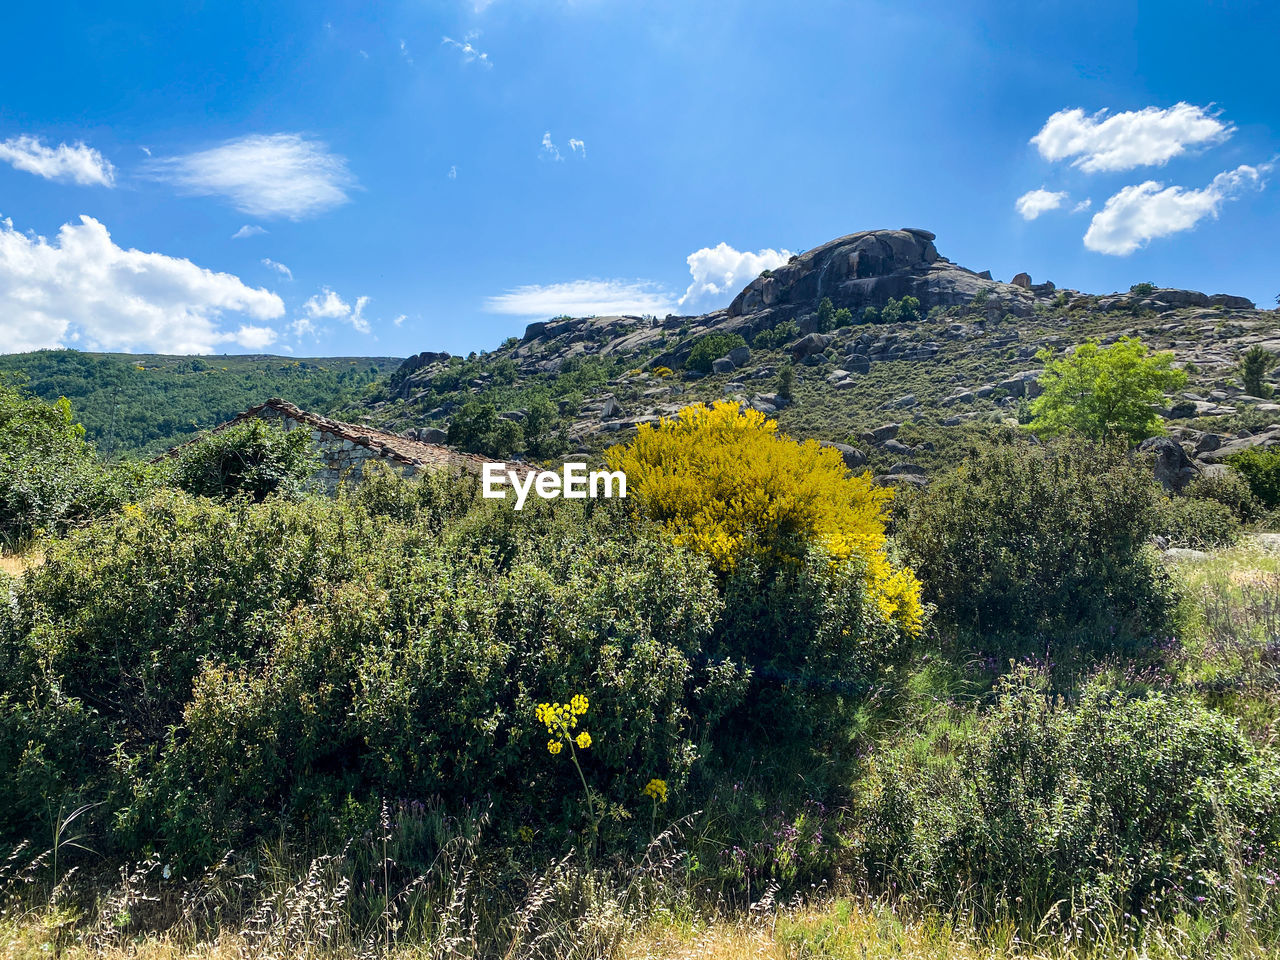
[
  {"left": 880, "top": 296, "right": 921, "bottom": 324},
  {"left": 446, "top": 401, "right": 523, "bottom": 458},
  {"left": 1237, "top": 345, "right": 1276, "bottom": 398},
  {"left": 1028, "top": 337, "right": 1188, "bottom": 445},
  {"left": 776, "top": 362, "right": 794, "bottom": 401},
  {"left": 816, "top": 297, "right": 835, "bottom": 332}
]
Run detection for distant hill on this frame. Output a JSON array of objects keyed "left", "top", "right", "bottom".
[
  {"left": 0, "top": 350, "right": 400, "bottom": 458},
  {"left": 359, "top": 227, "right": 1280, "bottom": 478},
  {"left": 10, "top": 227, "right": 1279, "bottom": 476}
]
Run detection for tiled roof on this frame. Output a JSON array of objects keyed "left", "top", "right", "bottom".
[{"left": 155, "top": 398, "right": 528, "bottom": 477}]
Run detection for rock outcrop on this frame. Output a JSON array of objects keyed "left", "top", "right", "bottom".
[{"left": 727, "top": 228, "right": 1038, "bottom": 321}]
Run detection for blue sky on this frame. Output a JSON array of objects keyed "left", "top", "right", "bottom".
[{"left": 1, "top": 0, "right": 1276, "bottom": 358}]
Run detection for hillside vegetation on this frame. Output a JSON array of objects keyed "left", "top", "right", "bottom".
[
  {"left": 0, "top": 350, "right": 396, "bottom": 458},
  {"left": 3, "top": 228, "right": 1280, "bottom": 958},
  {"left": 2, "top": 371, "right": 1280, "bottom": 957}
]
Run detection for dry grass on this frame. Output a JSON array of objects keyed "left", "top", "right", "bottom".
[
  {"left": 8, "top": 900, "right": 1270, "bottom": 960},
  {"left": 0, "top": 550, "right": 39, "bottom": 577}
]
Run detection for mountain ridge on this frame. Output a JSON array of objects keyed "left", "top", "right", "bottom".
[{"left": 366, "top": 227, "right": 1274, "bottom": 478}]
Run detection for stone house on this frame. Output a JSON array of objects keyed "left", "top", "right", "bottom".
[{"left": 160, "top": 398, "right": 516, "bottom": 491}]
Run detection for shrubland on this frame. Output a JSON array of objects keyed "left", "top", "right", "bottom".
[{"left": 1, "top": 387, "right": 1279, "bottom": 958}]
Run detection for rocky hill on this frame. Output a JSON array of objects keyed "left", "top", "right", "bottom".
[{"left": 365, "top": 228, "right": 1280, "bottom": 483}]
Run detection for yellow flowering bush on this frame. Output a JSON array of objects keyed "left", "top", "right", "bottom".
[{"left": 606, "top": 401, "right": 922, "bottom": 634}]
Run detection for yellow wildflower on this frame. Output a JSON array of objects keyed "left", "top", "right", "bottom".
[
  {"left": 575, "top": 731, "right": 592, "bottom": 750},
  {"left": 643, "top": 778, "right": 668, "bottom": 803},
  {"left": 547, "top": 739, "right": 562, "bottom": 755}
]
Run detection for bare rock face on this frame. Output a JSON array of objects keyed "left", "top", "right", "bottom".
[
  {"left": 1139, "top": 436, "right": 1199, "bottom": 492},
  {"left": 727, "top": 228, "right": 1036, "bottom": 321}
]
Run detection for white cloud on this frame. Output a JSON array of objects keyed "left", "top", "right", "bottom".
[
  {"left": 151, "top": 134, "right": 356, "bottom": 220},
  {"left": 231, "top": 224, "right": 267, "bottom": 239},
  {"left": 231, "top": 325, "right": 278, "bottom": 351},
  {"left": 540, "top": 131, "right": 562, "bottom": 161},
  {"left": 350, "top": 295, "right": 371, "bottom": 334},
  {"left": 486, "top": 279, "right": 677, "bottom": 318},
  {"left": 448, "top": 165, "right": 457, "bottom": 179},
  {"left": 0, "top": 214, "right": 283, "bottom": 353},
  {"left": 399, "top": 39, "right": 413, "bottom": 64},
  {"left": 442, "top": 34, "right": 492, "bottom": 67},
  {"left": 262, "top": 258, "right": 292, "bottom": 280},
  {"left": 1015, "top": 188, "right": 1069, "bottom": 220},
  {"left": 679, "top": 242, "right": 793, "bottom": 312},
  {"left": 289, "top": 317, "right": 318, "bottom": 339},
  {"left": 304, "top": 287, "right": 351, "bottom": 318},
  {"left": 1072, "top": 198, "right": 1092, "bottom": 213},
  {"left": 1031, "top": 103, "right": 1232, "bottom": 173},
  {"left": 1083, "top": 163, "right": 1269, "bottom": 255},
  {"left": 393, "top": 314, "right": 406, "bottom": 327},
  {"left": 303, "top": 287, "right": 373, "bottom": 333},
  {"left": 569, "top": 138, "right": 586, "bottom": 158},
  {"left": 0, "top": 135, "right": 116, "bottom": 186}
]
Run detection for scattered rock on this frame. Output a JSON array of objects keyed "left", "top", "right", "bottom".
[
  {"left": 865, "top": 423, "right": 901, "bottom": 444},
  {"left": 820, "top": 441, "right": 867, "bottom": 470},
  {"left": 1139, "top": 435, "right": 1198, "bottom": 492},
  {"left": 887, "top": 462, "right": 926, "bottom": 476},
  {"left": 789, "top": 332, "right": 833, "bottom": 359}
]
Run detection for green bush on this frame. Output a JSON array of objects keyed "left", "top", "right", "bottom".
[
  {"left": 171, "top": 418, "right": 315, "bottom": 501},
  {"left": 446, "top": 401, "right": 524, "bottom": 457},
  {"left": 897, "top": 436, "right": 1172, "bottom": 641},
  {"left": 686, "top": 333, "right": 748, "bottom": 373},
  {"left": 1238, "top": 346, "right": 1276, "bottom": 398},
  {"left": 880, "top": 296, "right": 921, "bottom": 324},
  {"left": 1184, "top": 470, "right": 1264, "bottom": 523},
  {"left": 1154, "top": 494, "right": 1241, "bottom": 549},
  {"left": 0, "top": 486, "right": 747, "bottom": 866},
  {"left": 0, "top": 380, "right": 152, "bottom": 547},
  {"left": 753, "top": 320, "right": 797, "bottom": 350},
  {"left": 857, "top": 668, "right": 1280, "bottom": 921},
  {"left": 1226, "top": 446, "right": 1280, "bottom": 510},
  {"left": 709, "top": 548, "right": 917, "bottom": 771}
]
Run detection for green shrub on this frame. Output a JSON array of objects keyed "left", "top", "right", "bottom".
[
  {"left": 1029, "top": 337, "right": 1187, "bottom": 444},
  {"left": 0, "top": 380, "right": 151, "bottom": 547},
  {"left": 753, "top": 321, "right": 797, "bottom": 350},
  {"left": 1184, "top": 470, "right": 1264, "bottom": 524},
  {"left": 1130, "top": 281, "right": 1156, "bottom": 296},
  {"left": 897, "top": 436, "right": 1172, "bottom": 641},
  {"left": 1153, "top": 494, "right": 1241, "bottom": 549},
  {"left": 0, "top": 487, "right": 747, "bottom": 866},
  {"left": 880, "top": 296, "right": 921, "bottom": 324},
  {"left": 857, "top": 668, "right": 1280, "bottom": 921},
  {"left": 686, "top": 333, "right": 749, "bottom": 373},
  {"left": 1225, "top": 447, "right": 1280, "bottom": 510},
  {"left": 171, "top": 418, "right": 315, "bottom": 501},
  {"left": 446, "top": 400, "right": 524, "bottom": 457}
]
